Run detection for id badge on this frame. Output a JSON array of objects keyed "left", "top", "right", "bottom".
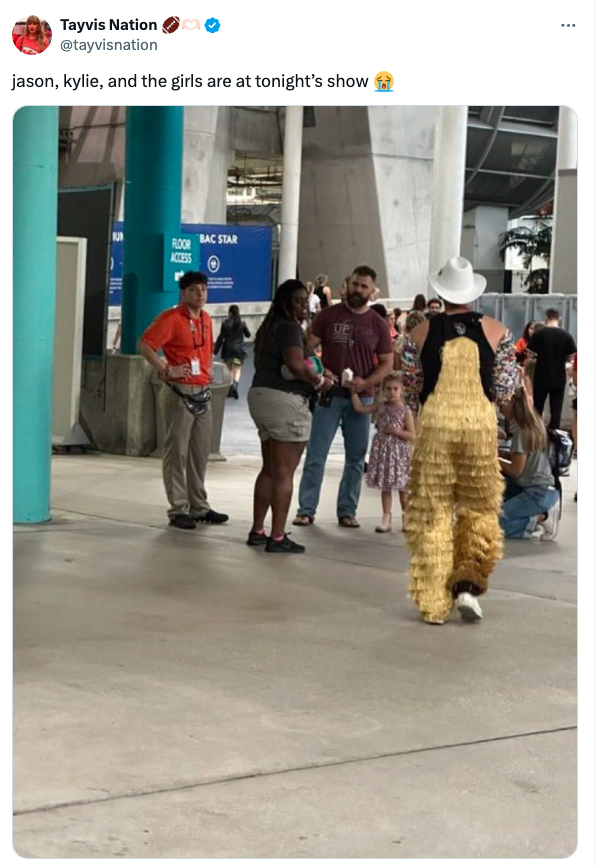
[{"left": 191, "top": 358, "right": 200, "bottom": 376}]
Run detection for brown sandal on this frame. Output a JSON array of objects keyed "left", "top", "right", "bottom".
[
  {"left": 293, "top": 514, "right": 314, "bottom": 526},
  {"left": 338, "top": 516, "right": 360, "bottom": 528}
]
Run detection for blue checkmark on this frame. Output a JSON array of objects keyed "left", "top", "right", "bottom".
[{"left": 205, "top": 17, "right": 220, "bottom": 33}]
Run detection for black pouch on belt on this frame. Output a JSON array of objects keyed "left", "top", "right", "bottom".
[{"left": 169, "top": 384, "right": 212, "bottom": 417}]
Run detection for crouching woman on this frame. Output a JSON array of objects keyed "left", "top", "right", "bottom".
[{"left": 499, "top": 385, "right": 560, "bottom": 541}]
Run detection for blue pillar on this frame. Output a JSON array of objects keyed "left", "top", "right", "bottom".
[
  {"left": 13, "top": 107, "right": 58, "bottom": 523},
  {"left": 121, "top": 107, "right": 184, "bottom": 354}
]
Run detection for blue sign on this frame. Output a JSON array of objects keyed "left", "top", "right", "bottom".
[
  {"left": 163, "top": 232, "right": 200, "bottom": 292},
  {"left": 109, "top": 222, "right": 273, "bottom": 306},
  {"left": 108, "top": 225, "right": 124, "bottom": 306}
]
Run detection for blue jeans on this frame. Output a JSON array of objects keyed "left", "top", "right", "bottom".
[
  {"left": 297, "top": 395, "right": 372, "bottom": 518},
  {"left": 500, "top": 478, "right": 560, "bottom": 538}
]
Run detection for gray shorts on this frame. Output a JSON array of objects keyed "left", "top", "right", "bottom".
[{"left": 248, "top": 387, "right": 312, "bottom": 443}]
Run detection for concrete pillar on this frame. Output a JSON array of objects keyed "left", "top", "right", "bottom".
[
  {"left": 121, "top": 107, "right": 184, "bottom": 354},
  {"left": 278, "top": 106, "right": 304, "bottom": 283},
  {"left": 13, "top": 107, "right": 59, "bottom": 523},
  {"left": 461, "top": 205, "right": 509, "bottom": 270},
  {"left": 428, "top": 106, "right": 468, "bottom": 275},
  {"left": 182, "top": 107, "right": 230, "bottom": 224},
  {"left": 550, "top": 107, "right": 578, "bottom": 294}
]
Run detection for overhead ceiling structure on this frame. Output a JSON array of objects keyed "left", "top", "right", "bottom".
[
  {"left": 465, "top": 106, "right": 559, "bottom": 218},
  {"left": 226, "top": 107, "right": 560, "bottom": 223},
  {"left": 227, "top": 153, "right": 283, "bottom": 224}
]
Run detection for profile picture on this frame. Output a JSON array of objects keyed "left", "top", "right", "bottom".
[{"left": 13, "top": 15, "right": 51, "bottom": 54}]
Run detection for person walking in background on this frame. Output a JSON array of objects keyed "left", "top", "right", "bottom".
[
  {"left": 526, "top": 308, "right": 576, "bottom": 430},
  {"left": 387, "top": 309, "right": 399, "bottom": 340},
  {"left": 352, "top": 372, "right": 415, "bottom": 532},
  {"left": 401, "top": 257, "right": 517, "bottom": 624},
  {"left": 394, "top": 310, "right": 426, "bottom": 373},
  {"left": 411, "top": 294, "right": 427, "bottom": 314},
  {"left": 314, "top": 274, "right": 332, "bottom": 309},
  {"left": 294, "top": 266, "right": 394, "bottom": 528},
  {"left": 247, "top": 280, "right": 333, "bottom": 553},
  {"left": 515, "top": 321, "right": 537, "bottom": 366},
  {"left": 306, "top": 281, "right": 320, "bottom": 319},
  {"left": 427, "top": 298, "right": 442, "bottom": 317},
  {"left": 499, "top": 384, "right": 560, "bottom": 541},
  {"left": 214, "top": 304, "right": 251, "bottom": 399},
  {"left": 138, "top": 271, "right": 229, "bottom": 530}
]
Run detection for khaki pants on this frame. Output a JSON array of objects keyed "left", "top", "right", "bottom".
[{"left": 159, "top": 385, "right": 212, "bottom": 518}]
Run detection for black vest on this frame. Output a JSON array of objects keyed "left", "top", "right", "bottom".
[{"left": 419, "top": 312, "right": 495, "bottom": 405}]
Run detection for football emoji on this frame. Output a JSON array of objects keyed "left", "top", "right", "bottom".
[{"left": 162, "top": 17, "right": 180, "bottom": 33}]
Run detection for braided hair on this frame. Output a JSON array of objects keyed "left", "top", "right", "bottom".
[{"left": 254, "top": 280, "right": 307, "bottom": 359}]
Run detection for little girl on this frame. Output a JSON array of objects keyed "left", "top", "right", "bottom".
[{"left": 352, "top": 372, "right": 415, "bottom": 532}]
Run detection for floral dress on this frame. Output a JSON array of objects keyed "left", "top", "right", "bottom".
[{"left": 366, "top": 404, "right": 411, "bottom": 492}]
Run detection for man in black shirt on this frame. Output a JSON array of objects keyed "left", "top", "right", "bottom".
[{"left": 527, "top": 308, "right": 576, "bottom": 429}]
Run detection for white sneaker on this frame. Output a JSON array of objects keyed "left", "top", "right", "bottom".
[
  {"left": 540, "top": 501, "right": 560, "bottom": 542},
  {"left": 456, "top": 592, "right": 483, "bottom": 622},
  {"left": 375, "top": 513, "right": 392, "bottom": 533}
]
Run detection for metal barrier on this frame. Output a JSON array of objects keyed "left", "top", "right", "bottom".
[{"left": 473, "top": 293, "right": 577, "bottom": 341}]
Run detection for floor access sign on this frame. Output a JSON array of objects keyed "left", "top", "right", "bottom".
[{"left": 163, "top": 232, "right": 200, "bottom": 291}]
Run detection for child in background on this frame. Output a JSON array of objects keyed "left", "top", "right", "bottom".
[{"left": 352, "top": 372, "right": 415, "bottom": 532}]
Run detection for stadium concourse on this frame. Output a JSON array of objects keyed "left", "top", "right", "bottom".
[{"left": 13, "top": 428, "right": 576, "bottom": 857}]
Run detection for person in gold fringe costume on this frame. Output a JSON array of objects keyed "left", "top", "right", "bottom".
[{"left": 401, "top": 258, "right": 518, "bottom": 625}]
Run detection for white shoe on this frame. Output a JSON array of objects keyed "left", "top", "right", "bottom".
[
  {"left": 375, "top": 513, "right": 392, "bottom": 533},
  {"left": 456, "top": 592, "right": 483, "bottom": 622},
  {"left": 540, "top": 501, "right": 560, "bottom": 542}
]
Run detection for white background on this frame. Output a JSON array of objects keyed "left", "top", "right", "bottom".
[{"left": 4, "top": 1, "right": 594, "bottom": 863}]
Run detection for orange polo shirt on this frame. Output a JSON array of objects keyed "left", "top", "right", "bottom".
[{"left": 141, "top": 304, "right": 213, "bottom": 386}]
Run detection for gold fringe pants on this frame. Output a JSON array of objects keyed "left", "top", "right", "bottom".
[{"left": 406, "top": 338, "right": 504, "bottom": 622}]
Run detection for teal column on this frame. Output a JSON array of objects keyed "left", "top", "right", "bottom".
[
  {"left": 13, "top": 107, "right": 58, "bottom": 523},
  {"left": 121, "top": 107, "right": 184, "bottom": 354}
]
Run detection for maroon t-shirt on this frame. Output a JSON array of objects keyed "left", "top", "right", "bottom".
[{"left": 312, "top": 304, "right": 393, "bottom": 397}]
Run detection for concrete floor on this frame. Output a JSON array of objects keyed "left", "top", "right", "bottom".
[{"left": 13, "top": 449, "right": 577, "bottom": 858}]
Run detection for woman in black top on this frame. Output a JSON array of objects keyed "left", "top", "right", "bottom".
[
  {"left": 214, "top": 305, "right": 251, "bottom": 399},
  {"left": 314, "top": 274, "right": 332, "bottom": 309},
  {"left": 247, "top": 280, "right": 333, "bottom": 553}
]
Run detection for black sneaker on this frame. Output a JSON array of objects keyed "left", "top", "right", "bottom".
[
  {"left": 247, "top": 530, "right": 268, "bottom": 546},
  {"left": 196, "top": 509, "right": 229, "bottom": 524},
  {"left": 265, "top": 534, "right": 305, "bottom": 553},
  {"left": 169, "top": 514, "right": 197, "bottom": 530}
]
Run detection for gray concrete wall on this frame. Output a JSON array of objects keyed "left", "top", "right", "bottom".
[
  {"left": 298, "top": 107, "right": 385, "bottom": 294},
  {"left": 550, "top": 169, "right": 577, "bottom": 294},
  {"left": 297, "top": 107, "right": 436, "bottom": 300},
  {"left": 368, "top": 106, "right": 436, "bottom": 299},
  {"left": 461, "top": 205, "right": 509, "bottom": 270},
  {"left": 182, "top": 107, "right": 231, "bottom": 224},
  {"left": 80, "top": 355, "right": 156, "bottom": 456},
  {"left": 59, "top": 106, "right": 281, "bottom": 223}
]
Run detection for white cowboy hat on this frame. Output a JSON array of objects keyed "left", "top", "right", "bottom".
[{"left": 428, "top": 256, "right": 487, "bottom": 305}]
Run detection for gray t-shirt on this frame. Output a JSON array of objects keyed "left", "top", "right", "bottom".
[{"left": 510, "top": 421, "right": 554, "bottom": 488}]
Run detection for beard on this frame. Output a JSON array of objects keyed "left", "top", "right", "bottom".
[{"left": 346, "top": 293, "right": 367, "bottom": 309}]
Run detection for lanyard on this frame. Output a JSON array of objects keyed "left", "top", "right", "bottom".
[{"left": 188, "top": 311, "right": 205, "bottom": 350}]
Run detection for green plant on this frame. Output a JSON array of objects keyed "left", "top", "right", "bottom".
[{"left": 497, "top": 222, "right": 552, "bottom": 293}]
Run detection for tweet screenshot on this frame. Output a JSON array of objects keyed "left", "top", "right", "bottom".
[{"left": 7, "top": 1, "right": 594, "bottom": 860}]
